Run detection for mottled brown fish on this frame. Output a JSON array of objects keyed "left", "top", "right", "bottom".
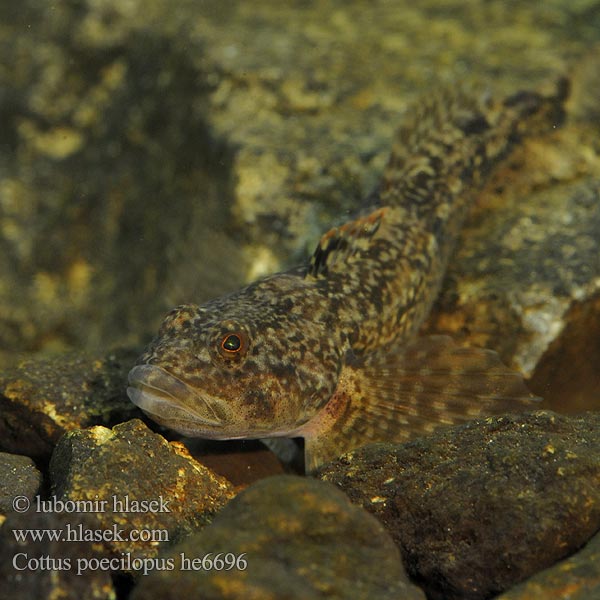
[{"left": 128, "top": 79, "right": 568, "bottom": 472}]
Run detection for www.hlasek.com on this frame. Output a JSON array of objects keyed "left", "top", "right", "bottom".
[{"left": 13, "top": 522, "right": 170, "bottom": 544}]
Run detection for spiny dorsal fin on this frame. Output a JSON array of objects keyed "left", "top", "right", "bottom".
[
  {"left": 299, "top": 335, "right": 540, "bottom": 473},
  {"left": 308, "top": 207, "right": 387, "bottom": 277}
]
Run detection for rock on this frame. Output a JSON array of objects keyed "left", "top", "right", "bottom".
[
  {"left": 528, "top": 282, "right": 600, "bottom": 413},
  {"left": 0, "top": 1, "right": 248, "bottom": 364},
  {"left": 0, "top": 510, "right": 114, "bottom": 600},
  {"left": 0, "top": 350, "right": 140, "bottom": 460},
  {"left": 423, "top": 172, "right": 600, "bottom": 413},
  {"left": 50, "top": 419, "right": 235, "bottom": 563},
  {"left": 132, "top": 475, "right": 424, "bottom": 599},
  {"left": 0, "top": 452, "right": 42, "bottom": 517},
  {"left": 318, "top": 411, "right": 600, "bottom": 600},
  {"left": 497, "top": 527, "right": 600, "bottom": 599}
]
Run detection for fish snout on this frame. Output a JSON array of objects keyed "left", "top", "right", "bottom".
[{"left": 127, "top": 364, "right": 226, "bottom": 433}]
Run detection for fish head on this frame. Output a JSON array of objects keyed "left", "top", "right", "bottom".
[{"left": 127, "top": 279, "right": 345, "bottom": 439}]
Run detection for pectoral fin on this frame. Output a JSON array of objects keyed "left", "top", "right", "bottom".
[{"left": 298, "top": 335, "right": 540, "bottom": 473}]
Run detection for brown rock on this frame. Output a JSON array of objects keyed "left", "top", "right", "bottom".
[
  {"left": 497, "top": 527, "right": 600, "bottom": 599},
  {"left": 0, "top": 350, "right": 140, "bottom": 460},
  {"left": 0, "top": 452, "right": 42, "bottom": 517},
  {"left": 318, "top": 411, "right": 600, "bottom": 599},
  {"left": 50, "top": 419, "right": 235, "bottom": 564},
  {"left": 132, "top": 475, "right": 425, "bottom": 600}
]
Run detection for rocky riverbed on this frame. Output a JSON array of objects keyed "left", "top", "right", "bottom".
[{"left": 1, "top": 1, "right": 600, "bottom": 598}]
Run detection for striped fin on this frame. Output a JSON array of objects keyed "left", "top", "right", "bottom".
[{"left": 299, "top": 335, "right": 540, "bottom": 472}]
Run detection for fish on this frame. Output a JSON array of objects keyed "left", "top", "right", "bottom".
[{"left": 127, "top": 78, "right": 569, "bottom": 473}]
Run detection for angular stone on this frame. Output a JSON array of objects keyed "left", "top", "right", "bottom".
[
  {"left": 132, "top": 475, "right": 424, "bottom": 599},
  {"left": 0, "top": 452, "right": 42, "bottom": 516},
  {"left": 0, "top": 350, "right": 140, "bottom": 460},
  {"left": 50, "top": 419, "right": 235, "bottom": 563},
  {"left": 497, "top": 527, "right": 600, "bottom": 599},
  {"left": 318, "top": 411, "right": 600, "bottom": 600}
]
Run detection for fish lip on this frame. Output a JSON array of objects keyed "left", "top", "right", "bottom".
[{"left": 127, "top": 364, "right": 224, "bottom": 429}]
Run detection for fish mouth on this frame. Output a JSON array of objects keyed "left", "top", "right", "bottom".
[{"left": 127, "top": 364, "right": 228, "bottom": 436}]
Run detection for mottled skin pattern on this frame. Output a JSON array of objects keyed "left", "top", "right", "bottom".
[{"left": 128, "top": 80, "right": 568, "bottom": 471}]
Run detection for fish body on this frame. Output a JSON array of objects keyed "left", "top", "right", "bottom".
[{"left": 128, "top": 80, "right": 568, "bottom": 471}]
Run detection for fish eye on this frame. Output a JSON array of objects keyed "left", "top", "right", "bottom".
[
  {"left": 222, "top": 334, "right": 241, "bottom": 352},
  {"left": 217, "top": 330, "right": 249, "bottom": 359}
]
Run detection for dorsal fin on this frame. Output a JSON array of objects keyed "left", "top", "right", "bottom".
[{"left": 308, "top": 207, "right": 388, "bottom": 277}]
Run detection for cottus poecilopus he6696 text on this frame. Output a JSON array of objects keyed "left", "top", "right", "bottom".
[{"left": 128, "top": 78, "right": 569, "bottom": 472}]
